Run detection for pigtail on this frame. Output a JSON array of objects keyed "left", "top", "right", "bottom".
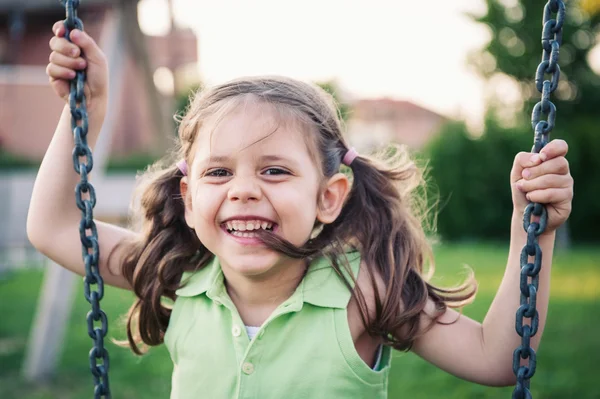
[
  {"left": 118, "top": 163, "right": 211, "bottom": 354},
  {"left": 257, "top": 140, "right": 477, "bottom": 350},
  {"left": 331, "top": 144, "right": 477, "bottom": 350}
]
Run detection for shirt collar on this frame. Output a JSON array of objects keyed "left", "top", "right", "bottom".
[
  {"left": 175, "top": 252, "right": 361, "bottom": 310},
  {"left": 175, "top": 255, "right": 222, "bottom": 298}
]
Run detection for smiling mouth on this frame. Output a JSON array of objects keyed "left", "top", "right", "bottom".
[{"left": 222, "top": 220, "right": 276, "bottom": 238}]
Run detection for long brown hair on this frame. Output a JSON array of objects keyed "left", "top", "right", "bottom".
[{"left": 118, "top": 76, "right": 477, "bottom": 354}]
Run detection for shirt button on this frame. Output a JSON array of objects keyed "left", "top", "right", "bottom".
[
  {"left": 232, "top": 325, "right": 241, "bottom": 337},
  {"left": 214, "top": 300, "right": 221, "bottom": 306},
  {"left": 242, "top": 362, "right": 254, "bottom": 375}
]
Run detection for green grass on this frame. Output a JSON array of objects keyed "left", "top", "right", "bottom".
[{"left": 1, "top": 243, "right": 598, "bottom": 398}]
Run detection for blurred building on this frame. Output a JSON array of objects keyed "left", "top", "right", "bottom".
[
  {"left": 0, "top": 0, "right": 199, "bottom": 159},
  {"left": 346, "top": 98, "right": 447, "bottom": 152}
]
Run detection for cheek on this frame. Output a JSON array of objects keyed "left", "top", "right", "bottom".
[
  {"left": 271, "top": 185, "right": 320, "bottom": 239},
  {"left": 191, "top": 186, "right": 224, "bottom": 250},
  {"left": 192, "top": 185, "right": 223, "bottom": 224}
]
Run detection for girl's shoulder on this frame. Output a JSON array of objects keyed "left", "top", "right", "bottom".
[
  {"left": 353, "top": 257, "right": 388, "bottom": 314},
  {"left": 347, "top": 256, "right": 387, "bottom": 340}
]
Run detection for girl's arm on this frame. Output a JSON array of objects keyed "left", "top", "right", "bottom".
[
  {"left": 27, "top": 22, "right": 135, "bottom": 290},
  {"left": 411, "top": 139, "right": 572, "bottom": 386}
]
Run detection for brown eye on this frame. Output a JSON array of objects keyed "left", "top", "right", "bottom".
[
  {"left": 206, "top": 169, "right": 231, "bottom": 177},
  {"left": 263, "top": 168, "right": 289, "bottom": 176}
]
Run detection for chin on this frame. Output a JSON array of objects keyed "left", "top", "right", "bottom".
[{"left": 219, "top": 250, "right": 284, "bottom": 278}]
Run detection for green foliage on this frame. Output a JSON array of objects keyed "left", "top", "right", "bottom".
[
  {"left": 315, "top": 80, "right": 351, "bottom": 122},
  {"left": 424, "top": 0, "right": 600, "bottom": 242},
  {"left": 0, "top": 150, "right": 40, "bottom": 170},
  {"left": 106, "top": 152, "right": 160, "bottom": 173},
  {"left": 0, "top": 149, "right": 159, "bottom": 173},
  {"left": 426, "top": 119, "right": 529, "bottom": 240},
  {"left": 557, "top": 117, "right": 600, "bottom": 242},
  {"left": 426, "top": 116, "right": 600, "bottom": 242},
  {"left": 174, "top": 83, "right": 203, "bottom": 128},
  {"left": 469, "top": 0, "right": 600, "bottom": 119}
]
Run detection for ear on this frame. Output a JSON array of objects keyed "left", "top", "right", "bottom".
[
  {"left": 180, "top": 176, "right": 195, "bottom": 229},
  {"left": 316, "top": 173, "right": 351, "bottom": 224}
]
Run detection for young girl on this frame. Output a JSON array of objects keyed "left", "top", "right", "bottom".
[{"left": 29, "top": 22, "right": 573, "bottom": 398}]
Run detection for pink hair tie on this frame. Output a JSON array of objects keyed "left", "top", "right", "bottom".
[
  {"left": 342, "top": 147, "right": 359, "bottom": 166},
  {"left": 176, "top": 159, "right": 188, "bottom": 176}
]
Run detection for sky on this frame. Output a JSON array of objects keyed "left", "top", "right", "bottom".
[{"left": 138, "top": 0, "right": 491, "bottom": 125}]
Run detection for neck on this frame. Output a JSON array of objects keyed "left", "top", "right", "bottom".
[{"left": 221, "top": 258, "right": 307, "bottom": 326}]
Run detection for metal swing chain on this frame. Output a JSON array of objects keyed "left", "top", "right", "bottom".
[
  {"left": 60, "top": 1, "right": 111, "bottom": 397},
  {"left": 512, "top": 1, "right": 565, "bottom": 398}
]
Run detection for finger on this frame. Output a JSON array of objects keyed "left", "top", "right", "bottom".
[
  {"left": 69, "top": 29, "right": 105, "bottom": 65},
  {"left": 52, "top": 21, "right": 65, "bottom": 37},
  {"left": 46, "top": 63, "right": 76, "bottom": 80},
  {"left": 516, "top": 174, "right": 572, "bottom": 193},
  {"left": 49, "top": 51, "right": 87, "bottom": 71},
  {"left": 510, "top": 151, "right": 544, "bottom": 183},
  {"left": 522, "top": 156, "right": 569, "bottom": 180},
  {"left": 526, "top": 187, "right": 573, "bottom": 205},
  {"left": 49, "top": 36, "right": 81, "bottom": 58},
  {"left": 539, "top": 139, "right": 568, "bottom": 161}
]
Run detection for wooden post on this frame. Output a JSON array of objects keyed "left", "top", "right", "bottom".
[{"left": 22, "top": 263, "right": 77, "bottom": 380}]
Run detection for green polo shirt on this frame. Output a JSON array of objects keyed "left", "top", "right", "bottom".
[{"left": 164, "top": 252, "right": 392, "bottom": 399}]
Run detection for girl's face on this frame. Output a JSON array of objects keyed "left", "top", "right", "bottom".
[{"left": 181, "top": 102, "right": 347, "bottom": 279}]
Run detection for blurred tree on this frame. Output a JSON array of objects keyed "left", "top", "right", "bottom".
[
  {"left": 426, "top": 1, "right": 600, "bottom": 243},
  {"left": 315, "top": 80, "right": 351, "bottom": 122},
  {"left": 468, "top": 0, "right": 600, "bottom": 121},
  {"left": 468, "top": 0, "right": 600, "bottom": 243},
  {"left": 426, "top": 118, "right": 530, "bottom": 241}
]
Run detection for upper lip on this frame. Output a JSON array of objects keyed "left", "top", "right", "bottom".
[{"left": 221, "top": 215, "right": 277, "bottom": 224}]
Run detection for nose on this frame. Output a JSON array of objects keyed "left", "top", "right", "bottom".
[{"left": 227, "top": 176, "right": 262, "bottom": 203}]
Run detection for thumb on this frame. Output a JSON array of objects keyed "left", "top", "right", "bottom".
[{"left": 69, "top": 29, "right": 105, "bottom": 65}]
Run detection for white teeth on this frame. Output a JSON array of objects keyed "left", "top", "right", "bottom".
[
  {"left": 225, "top": 219, "right": 274, "bottom": 232},
  {"left": 231, "top": 231, "right": 257, "bottom": 238}
]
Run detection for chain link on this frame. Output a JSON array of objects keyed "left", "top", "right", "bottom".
[
  {"left": 61, "top": 1, "right": 111, "bottom": 397},
  {"left": 513, "top": 1, "right": 564, "bottom": 398}
]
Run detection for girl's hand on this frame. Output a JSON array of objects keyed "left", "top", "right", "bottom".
[
  {"left": 510, "top": 139, "right": 573, "bottom": 234},
  {"left": 47, "top": 21, "right": 108, "bottom": 114}
]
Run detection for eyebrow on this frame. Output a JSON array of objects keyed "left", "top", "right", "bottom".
[
  {"left": 260, "top": 155, "right": 291, "bottom": 163},
  {"left": 200, "top": 155, "right": 230, "bottom": 164},
  {"left": 199, "top": 154, "right": 294, "bottom": 164}
]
